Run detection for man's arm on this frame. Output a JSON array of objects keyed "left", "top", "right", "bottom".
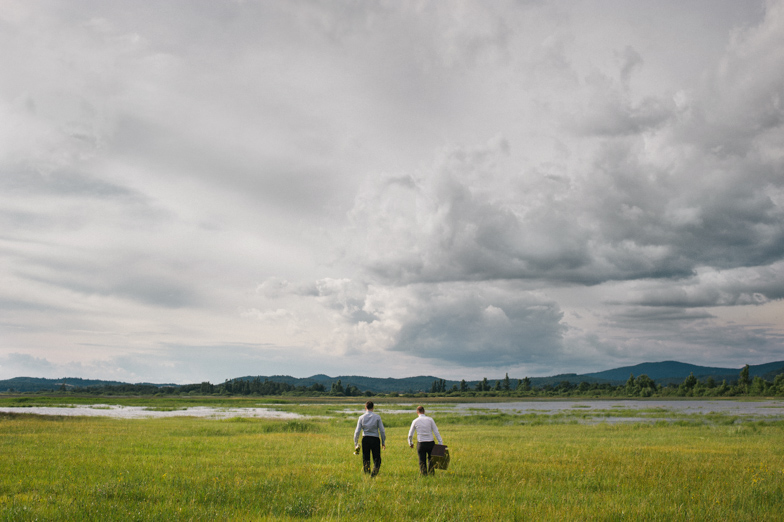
[
  {"left": 407, "top": 419, "right": 417, "bottom": 447},
  {"left": 354, "top": 417, "right": 363, "bottom": 446},
  {"left": 378, "top": 417, "right": 386, "bottom": 448},
  {"left": 431, "top": 418, "right": 442, "bottom": 445}
]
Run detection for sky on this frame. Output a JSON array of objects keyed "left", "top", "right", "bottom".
[{"left": 1, "top": 0, "right": 783, "bottom": 384}]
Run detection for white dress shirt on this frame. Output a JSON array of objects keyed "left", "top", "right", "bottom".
[
  {"left": 408, "top": 414, "right": 442, "bottom": 446},
  {"left": 354, "top": 411, "right": 386, "bottom": 446}
]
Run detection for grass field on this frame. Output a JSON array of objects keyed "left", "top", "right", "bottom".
[{"left": 1, "top": 399, "right": 783, "bottom": 520}]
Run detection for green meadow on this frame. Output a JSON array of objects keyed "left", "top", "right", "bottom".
[{"left": 1, "top": 399, "right": 783, "bottom": 520}]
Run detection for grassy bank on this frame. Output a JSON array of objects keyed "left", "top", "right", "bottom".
[{"left": 1, "top": 408, "right": 783, "bottom": 520}]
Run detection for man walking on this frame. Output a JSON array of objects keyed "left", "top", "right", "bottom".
[
  {"left": 408, "top": 405, "right": 443, "bottom": 476},
  {"left": 354, "top": 401, "right": 386, "bottom": 477}
]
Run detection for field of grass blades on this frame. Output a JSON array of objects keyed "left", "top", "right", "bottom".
[{"left": 1, "top": 412, "right": 783, "bottom": 520}]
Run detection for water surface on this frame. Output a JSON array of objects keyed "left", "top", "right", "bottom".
[
  {"left": 3, "top": 399, "right": 783, "bottom": 422},
  {"left": 0, "top": 404, "right": 303, "bottom": 419}
]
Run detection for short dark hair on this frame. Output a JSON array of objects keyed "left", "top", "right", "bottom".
[
  {"left": 365, "top": 401, "right": 374, "bottom": 410},
  {"left": 417, "top": 406, "right": 425, "bottom": 414}
]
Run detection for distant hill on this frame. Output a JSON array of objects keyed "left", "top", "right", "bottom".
[
  {"left": 754, "top": 361, "right": 784, "bottom": 381},
  {"left": 582, "top": 360, "right": 784, "bottom": 385},
  {"left": 3, "top": 360, "right": 784, "bottom": 393},
  {"left": 217, "top": 360, "right": 784, "bottom": 391},
  {"left": 0, "top": 376, "right": 129, "bottom": 393},
  {"left": 230, "top": 374, "right": 452, "bottom": 394}
]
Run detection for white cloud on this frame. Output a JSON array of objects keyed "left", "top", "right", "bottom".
[{"left": 1, "top": 0, "right": 783, "bottom": 382}]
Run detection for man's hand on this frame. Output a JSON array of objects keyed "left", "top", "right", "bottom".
[
  {"left": 382, "top": 444, "right": 386, "bottom": 450},
  {"left": 409, "top": 444, "right": 414, "bottom": 448}
]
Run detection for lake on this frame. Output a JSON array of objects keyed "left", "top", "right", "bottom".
[{"left": 3, "top": 398, "right": 783, "bottom": 422}]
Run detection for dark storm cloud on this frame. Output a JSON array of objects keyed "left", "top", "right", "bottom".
[
  {"left": 392, "top": 298, "right": 566, "bottom": 366},
  {"left": 381, "top": 284, "right": 567, "bottom": 367},
  {"left": 347, "top": 0, "right": 784, "bottom": 289},
  {"left": 609, "top": 307, "right": 716, "bottom": 326},
  {"left": 351, "top": 140, "right": 598, "bottom": 285},
  {"left": 581, "top": 143, "right": 784, "bottom": 275},
  {"left": 351, "top": 132, "right": 784, "bottom": 288},
  {"left": 333, "top": 0, "right": 784, "bottom": 369},
  {"left": 625, "top": 263, "right": 784, "bottom": 308}
]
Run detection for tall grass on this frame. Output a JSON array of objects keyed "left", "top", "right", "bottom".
[{"left": 1, "top": 412, "right": 783, "bottom": 520}]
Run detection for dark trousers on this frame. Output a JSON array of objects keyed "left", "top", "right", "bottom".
[
  {"left": 416, "top": 440, "right": 436, "bottom": 475},
  {"left": 362, "top": 436, "right": 381, "bottom": 475}
]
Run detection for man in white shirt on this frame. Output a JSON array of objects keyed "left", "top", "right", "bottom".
[
  {"left": 354, "top": 401, "right": 386, "bottom": 477},
  {"left": 407, "top": 405, "right": 443, "bottom": 476}
]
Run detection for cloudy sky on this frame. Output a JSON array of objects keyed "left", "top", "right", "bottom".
[{"left": 1, "top": 0, "right": 783, "bottom": 384}]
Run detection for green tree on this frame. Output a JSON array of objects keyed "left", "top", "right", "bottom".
[
  {"left": 635, "top": 374, "right": 654, "bottom": 388},
  {"left": 679, "top": 373, "right": 698, "bottom": 396},
  {"left": 772, "top": 373, "right": 784, "bottom": 395},
  {"left": 625, "top": 373, "right": 636, "bottom": 395},
  {"left": 635, "top": 375, "right": 656, "bottom": 397},
  {"left": 429, "top": 379, "right": 446, "bottom": 393},
  {"left": 330, "top": 379, "right": 344, "bottom": 395},
  {"left": 738, "top": 364, "right": 751, "bottom": 393},
  {"left": 503, "top": 373, "right": 510, "bottom": 391},
  {"left": 750, "top": 376, "right": 767, "bottom": 396},
  {"left": 459, "top": 379, "right": 468, "bottom": 392}
]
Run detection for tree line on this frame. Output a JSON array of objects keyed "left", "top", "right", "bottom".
[
  {"left": 58, "top": 377, "right": 370, "bottom": 397},
  {"left": 32, "top": 365, "right": 784, "bottom": 398},
  {"left": 426, "top": 366, "right": 784, "bottom": 398}
]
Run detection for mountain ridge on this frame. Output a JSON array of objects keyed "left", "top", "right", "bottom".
[{"left": 2, "top": 360, "right": 783, "bottom": 393}]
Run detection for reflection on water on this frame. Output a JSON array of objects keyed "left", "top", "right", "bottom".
[
  {"left": 0, "top": 405, "right": 303, "bottom": 420},
  {"left": 2, "top": 399, "right": 783, "bottom": 423},
  {"left": 452, "top": 399, "right": 784, "bottom": 415},
  {"left": 449, "top": 400, "right": 784, "bottom": 423}
]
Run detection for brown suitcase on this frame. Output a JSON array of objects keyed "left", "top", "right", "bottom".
[{"left": 430, "top": 444, "right": 450, "bottom": 470}]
